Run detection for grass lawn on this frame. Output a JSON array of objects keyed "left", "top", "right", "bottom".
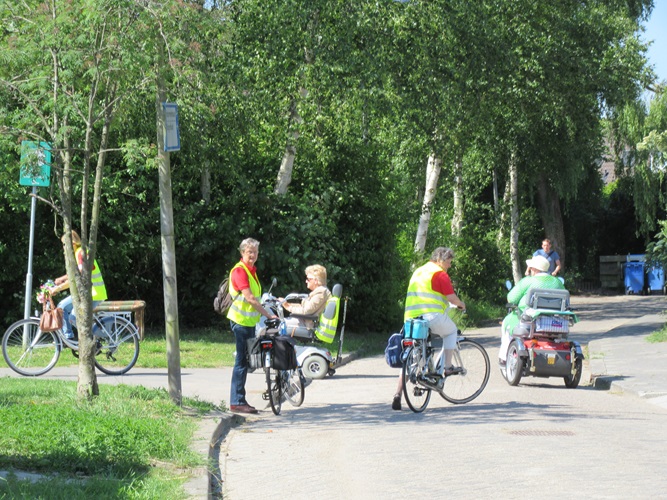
[
  {"left": 0, "top": 328, "right": 391, "bottom": 498},
  {"left": 647, "top": 325, "right": 667, "bottom": 343},
  {"left": 0, "top": 378, "right": 216, "bottom": 499}
]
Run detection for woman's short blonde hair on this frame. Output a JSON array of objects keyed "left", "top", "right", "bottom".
[{"left": 305, "top": 264, "right": 327, "bottom": 287}]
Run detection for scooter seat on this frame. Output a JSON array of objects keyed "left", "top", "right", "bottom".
[{"left": 285, "top": 325, "right": 315, "bottom": 341}]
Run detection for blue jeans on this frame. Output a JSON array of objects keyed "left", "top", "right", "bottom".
[
  {"left": 56, "top": 295, "right": 101, "bottom": 339},
  {"left": 230, "top": 321, "right": 255, "bottom": 406}
]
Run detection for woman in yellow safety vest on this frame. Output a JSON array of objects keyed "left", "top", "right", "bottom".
[
  {"left": 54, "top": 230, "right": 108, "bottom": 340},
  {"left": 226, "top": 238, "right": 277, "bottom": 415},
  {"left": 392, "top": 247, "right": 466, "bottom": 411}
]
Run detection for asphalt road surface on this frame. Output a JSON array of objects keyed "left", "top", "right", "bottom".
[{"left": 222, "top": 295, "right": 667, "bottom": 500}]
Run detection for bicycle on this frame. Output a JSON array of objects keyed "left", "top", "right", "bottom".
[
  {"left": 2, "top": 310, "right": 141, "bottom": 377},
  {"left": 257, "top": 332, "right": 305, "bottom": 416},
  {"left": 401, "top": 330, "right": 490, "bottom": 413}
]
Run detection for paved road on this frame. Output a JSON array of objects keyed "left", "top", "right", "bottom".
[
  {"left": 1, "top": 294, "right": 665, "bottom": 499},
  {"left": 222, "top": 294, "right": 667, "bottom": 500}
]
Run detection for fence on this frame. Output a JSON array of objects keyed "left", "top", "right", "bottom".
[{"left": 599, "top": 255, "right": 625, "bottom": 290}]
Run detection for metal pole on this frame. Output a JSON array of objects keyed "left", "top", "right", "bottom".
[{"left": 23, "top": 186, "right": 38, "bottom": 320}]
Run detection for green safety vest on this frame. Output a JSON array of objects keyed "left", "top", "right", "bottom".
[
  {"left": 76, "top": 248, "right": 107, "bottom": 301},
  {"left": 226, "top": 262, "right": 262, "bottom": 327},
  {"left": 314, "top": 295, "right": 340, "bottom": 344},
  {"left": 404, "top": 261, "right": 447, "bottom": 320}
]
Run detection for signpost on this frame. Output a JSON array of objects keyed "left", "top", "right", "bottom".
[
  {"left": 20, "top": 141, "right": 52, "bottom": 320},
  {"left": 159, "top": 99, "right": 182, "bottom": 403},
  {"left": 20, "top": 141, "right": 52, "bottom": 187},
  {"left": 162, "top": 102, "right": 181, "bottom": 152}
]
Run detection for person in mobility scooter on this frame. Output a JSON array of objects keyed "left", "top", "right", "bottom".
[
  {"left": 499, "top": 255, "right": 583, "bottom": 388},
  {"left": 283, "top": 281, "right": 343, "bottom": 380},
  {"left": 282, "top": 265, "right": 331, "bottom": 329},
  {"left": 280, "top": 264, "right": 342, "bottom": 379}
]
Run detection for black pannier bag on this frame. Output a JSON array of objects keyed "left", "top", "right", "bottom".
[
  {"left": 271, "top": 336, "right": 298, "bottom": 370},
  {"left": 246, "top": 337, "right": 264, "bottom": 371}
]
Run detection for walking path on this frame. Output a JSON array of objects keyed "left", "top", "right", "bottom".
[{"left": 1, "top": 294, "right": 665, "bottom": 498}]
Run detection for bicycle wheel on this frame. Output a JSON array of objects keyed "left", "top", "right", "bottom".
[
  {"left": 284, "top": 368, "right": 305, "bottom": 407},
  {"left": 266, "top": 366, "right": 282, "bottom": 415},
  {"left": 441, "top": 339, "right": 490, "bottom": 404},
  {"left": 2, "top": 318, "right": 61, "bottom": 376},
  {"left": 402, "top": 346, "right": 431, "bottom": 413},
  {"left": 93, "top": 315, "right": 140, "bottom": 375}
]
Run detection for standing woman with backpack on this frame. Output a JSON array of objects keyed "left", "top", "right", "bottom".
[{"left": 226, "top": 238, "right": 277, "bottom": 414}]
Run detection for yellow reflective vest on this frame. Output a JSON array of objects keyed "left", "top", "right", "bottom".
[
  {"left": 76, "top": 248, "right": 107, "bottom": 301},
  {"left": 226, "top": 262, "right": 262, "bottom": 327},
  {"left": 314, "top": 295, "right": 340, "bottom": 344},
  {"left": 404, "top": 261, "right": 447, "bottom": 320}
]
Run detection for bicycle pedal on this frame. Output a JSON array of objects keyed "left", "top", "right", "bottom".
[{"left": 262, "top": 391, "right": 269, "bottom": 401}]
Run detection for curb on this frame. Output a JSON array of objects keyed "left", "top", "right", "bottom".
[
  {"left": 208, "top": 412, "right": 245, "bottom": 499},
  {"left": 590, "top": 375, "right": 614, "bottom": 390},
  {"left": 334, "top": 352, "right": 358, "bottom": 370}
]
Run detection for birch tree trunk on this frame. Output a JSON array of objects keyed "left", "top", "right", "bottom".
[
  {"left": 274, "top": 140, "right": 297, "bottom": 195},
  {"left": 508, "top": 152, "right": 522, "bottom": 284},
  {"left": 414, "top": 154, "right": 442, "bottom": 254},
  {"left": 497, "top": 168, "right": 511, "bottom": 249},
  {"left": 274, "top": 92, "right": 305, "bottom": 195},
  {"left": 451, "top": 159, "right": 464, "bottom": 238}
]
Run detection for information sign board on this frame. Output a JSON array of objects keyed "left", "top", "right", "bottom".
[
  {"left": 162, "top": 103, "right": 181, "bottom": 152},
  {"left": 19, "top": 141, "right": 52, "bottom": 187}
]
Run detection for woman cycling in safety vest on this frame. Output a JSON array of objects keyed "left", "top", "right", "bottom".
[
  {"left": 54, "top": 230, "right": 107, "bottom": 340},
  {"left": 392, "top": 246, "right": 466, "bottom": 411}
]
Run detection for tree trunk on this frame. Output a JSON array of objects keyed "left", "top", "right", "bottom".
[
  {"left": 201, "top": 162, "right": 211, "bottom": 205},
  {"left": 508, "top": 153, "right": 522, "bottom": 284},
  {"left": 493, "top": 165, "right": 499, "bottom": 219},
  {"left": 75, "top": 287, "right": 98, "bottom": 399},
  {"left": 536, "top": 173, "right": 566, "bottom": 270},
  {"left": 414, "top": 154, "right": 442, "bottom": 254},
  {"left": 274, "top": 141, "right": 297, "bottom": 195},
  {"left": 497, "top": 164, "right": 511, "bottom": 249},
  {"left": 75, "top": 111, "right": 113, "bottom": 400},
  {"left": 452, "top": 159, "right": 464, "bottom": 238}
]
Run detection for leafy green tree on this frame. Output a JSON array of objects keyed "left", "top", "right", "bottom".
[
  {"left": 0, "top": 0, "right": 155, "bottom": 398},
  {"left": 486, "top": 0, "right": 653, "bottom": 278}
]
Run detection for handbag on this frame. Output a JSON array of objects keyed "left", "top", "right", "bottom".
[{"left": 39, "top": 295, "right": 64, "bottom": 332}]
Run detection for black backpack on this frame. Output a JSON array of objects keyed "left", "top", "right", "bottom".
[{"left": 213, "top": 278, "right": 234, "bottom": 316}]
